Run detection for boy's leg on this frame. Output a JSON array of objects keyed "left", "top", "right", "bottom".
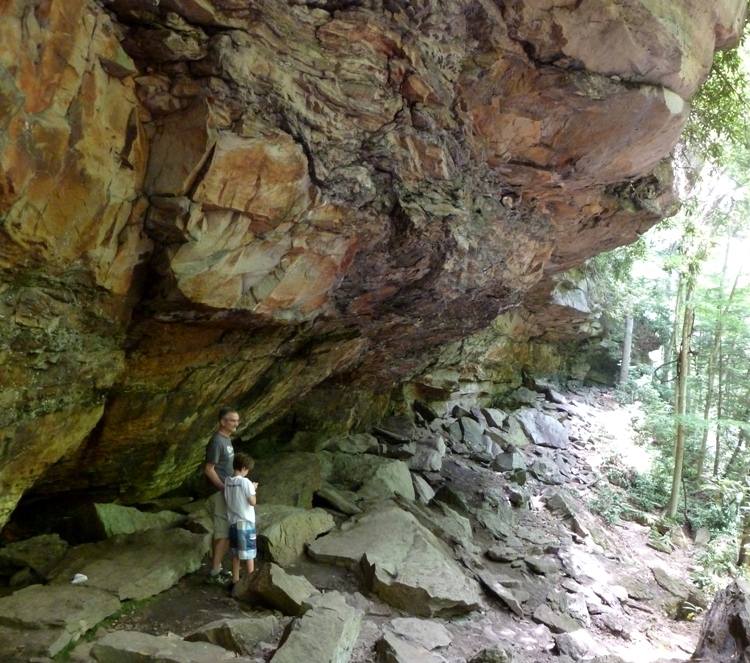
[
  {"left": 231, "top": 555, "right": 240, "bottom": 583},
  {"left": 244, "top": 558, "right": 255, "bottom": 574}
]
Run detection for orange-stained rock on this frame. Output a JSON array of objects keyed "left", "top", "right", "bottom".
[
  {"left": 0, "top": 0, "right": 152, "bottom": 289},
  {"left": 193, "top": 131, "right": 314, "bottom": 220},
  {"left": 498, "top": 0, "right": 747, "bottom": 99},
  {"left": 0, "top": 0, "right": 746, "bottom": 527}
]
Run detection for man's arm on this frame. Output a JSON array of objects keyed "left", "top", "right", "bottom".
[{"left": 204, "top": 462, "right": 224, "bottom": 491}]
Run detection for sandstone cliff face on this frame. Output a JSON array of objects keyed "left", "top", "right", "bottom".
[{"left": 0, "top": 0, "right": 745, "bottom": 527}]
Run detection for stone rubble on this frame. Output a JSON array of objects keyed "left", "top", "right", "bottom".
[{"left": 0, "top": 385, "right": 724, "bottom": 662}]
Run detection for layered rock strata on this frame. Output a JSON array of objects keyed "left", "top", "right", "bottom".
[{"left": 0, "top": 0, "right": 745, "bottom": 526}]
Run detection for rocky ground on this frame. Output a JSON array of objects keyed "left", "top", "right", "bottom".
[{"left": 0, "top": 387, "right": 713, "bottom": 663}]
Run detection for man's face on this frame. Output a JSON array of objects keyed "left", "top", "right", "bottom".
[{"left": 222, "top": 413, "right": 240, "bottom": 434}]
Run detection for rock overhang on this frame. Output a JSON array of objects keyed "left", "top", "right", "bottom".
[{"left": 0, "top": 0, "right": 746, "bottom": 526}]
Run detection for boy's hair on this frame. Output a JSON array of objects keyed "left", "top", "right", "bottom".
[
  {"left": 233, "top": 452, "right": 254, "bottom": 472},
  {"left": 218, "top": 406, "right": 237, "bottom": 422}
]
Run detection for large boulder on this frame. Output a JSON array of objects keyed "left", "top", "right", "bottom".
[
  {"left": 252, "top": 453, "right": 325, "bottom": 508},
  {"left": 185, "top": 616, "right": 280, "bottom": 655},
  {"left": 256, "top": 504, "right": 335, "bottom": 566},
  {"left": 308, "top": 505, "right": 482, "bottom": 617},
  {"left": 71, "top": 502, "right": 184, "bottom": 542},
  {"left": 91, "top": 630, "right": 254, "bottom": 662},
  {"left": 0, "top": 584, "right": 121, "bottom": 659},
  {"left": 376, "top": 631, "right": 443, "bottom": 663},
  {"left": 516, "top": 408, "right": 569, "bottom": 449},
  {"left": 233, "top": 562, "right": 319, "bottom": 616},
  {"left": 319, "top": 452, "right": 416, "bottom": 503},
  {"left": 47, "top": 528, "right": 209, "bottom": 601},
  {"left": 271, "top": 592, "right": 363, "bottom": 663},
  {"left": 0, "top": 533, "right": 68, "bottom": 577}
]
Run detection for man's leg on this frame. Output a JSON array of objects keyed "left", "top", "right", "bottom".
[
  {"left": 208, "top": 491, "right": 230, "bottom": 577},
  {"left": 211, "top": 537, "right": 229, "bottom": 574}
]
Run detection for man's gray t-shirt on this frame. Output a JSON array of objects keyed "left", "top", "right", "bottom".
[{"left": 205, "top": 432, "right": 234, "bottom": 487}]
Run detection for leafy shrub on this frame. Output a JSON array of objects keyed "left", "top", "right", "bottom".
[
  {"left": 599, "top": 453, "right": 670, "bottom": 513},
  {"left": 588, "top": 485, "right": 626, "bottom": 525},
  {"left": 692, "top": 534, "right": 750, "bottom": 596}
]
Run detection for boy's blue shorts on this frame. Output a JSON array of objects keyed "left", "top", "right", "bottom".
[{"left": 229, "top": 521, "right": 257, "bottom": 560}]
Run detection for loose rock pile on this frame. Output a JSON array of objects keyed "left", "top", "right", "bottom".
[{"left": 0, "top": 387, "right": 718, "bottom": 662}]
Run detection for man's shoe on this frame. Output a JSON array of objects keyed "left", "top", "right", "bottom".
[{"left": 206, "top": 570, "right": 231, "bottom": 586}]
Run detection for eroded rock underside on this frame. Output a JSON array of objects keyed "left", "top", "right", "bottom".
[{"left": 0, "top": 0, "right": 745, "bottom": 527}]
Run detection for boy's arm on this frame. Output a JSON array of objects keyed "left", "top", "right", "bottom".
[{"left": 247, "top": 481, "right": 257, "bottom": 506}]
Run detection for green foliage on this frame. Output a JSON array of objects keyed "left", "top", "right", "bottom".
[
  {"left": 688, "top": 478, "right": 744, "bottom": 533},
  {"left": 625, "top": 378, "right": 675, "bottom": 447},
  {"left": 588, "top": 484, "right": 626, "bottom": 525},
  {"left": 579, "top": 241, "right": 649, "bottom": 322},
  {"left": 684, "top": 37, "right": 750, "bottom": 163},
  {"left": 692, "top": 533, "right": 750, "bottom": 595},
  {"left": 53, "top": 598, "right": 150, "bottom": 661},
  {"left": 600, "top": 452, "right": 671, "bottom": 514}
]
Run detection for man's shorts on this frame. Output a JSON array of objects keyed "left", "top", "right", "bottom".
[
  {"left": 229, "top": 521, "right": 257, "bottom": 560},
  {"left": 208, "top": 490, "right": 229, "bottom": 539}
]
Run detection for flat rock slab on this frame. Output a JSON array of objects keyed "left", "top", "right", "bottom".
[
  {"left": 91, "top": 630, "right": 255, "bottom": 662},
  {"left": 252, "top": 452, "right": 324, "bottom": 508},
  {"left": 316, "top": 484, "right": 363, "bottom": 515},
  {"left": 234, "top": 562, "right": 319, "bottom": 616},
  {"left": 477, "top": 571, "right": 529, "bottom": 617},
  {"left": 256, "top": 504, "right": 334, "bottom": 566},
  {"left": 319, "top": 452, "right": 415, "bottom": 503},
  {"left": 0, "top": 533, "right": 69, "bottom": 577},
  {"left": 395, "top": 497, "right": 473, "bottom": 549},
  {"left": 468, "top": 646, "right": 514, "bottom": 663},
  {"left": 373, "top": 415, "right": 418, "bottom": 443},
  {"left": 271, "top": 591, "right": 362, "bottom": 663},
  {"left": 650, "top": 565, "right": 694, "bottom": 600},
  {"left": 388, "top": 617, "right": 452, "bottom": 649},
  {"left": 0, "top": 584, "right": 120, "bottom": 659},
  {"left": 516, "top": 408, "right": 569, "bottom": 449},
  {"left": 377, "top": 631, "right": 442, "bottom": 663},
  {"left": 554, "top": 628, "right": 601, "bottom": 660},
  {"left": 533, "top": 603, "right": 581, "bottom": 633},
  {"left": 75, "top": 503, "right": 185, "bottom": 542},
  {"left": 308, "top": 506, "right": 482, "bottom": 617},
  {"left": 411, "top": 474, "right": 436, "bottom": 505},
  {"left": 48, "top": 528, "right": 209, "bottom": 600},
  {"left": 185, "top": 616, "right": 280, "bottom": 655}
]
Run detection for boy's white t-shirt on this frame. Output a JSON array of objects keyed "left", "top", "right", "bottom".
[{"left": 224, "top": 475, "right": 256, "bottom": 525}]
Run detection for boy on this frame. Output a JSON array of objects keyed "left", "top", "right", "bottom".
[{"left": 223, "top": 452, "right": 258, "bottom": 588}]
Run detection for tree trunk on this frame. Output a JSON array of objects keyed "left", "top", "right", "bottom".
[
  {"left": 714, "top": 341, "right": 724, "bottom": 476},
  {"left": 739, "top": 487, "right": 750, "bottom": 567},
  {"left": 666, "top": 272, "right": 696, "bottom": 518},
  {"left": 696, "top": 260, "right": 741, "bottom": 481},
  {"left": 739, "top": 514, "right": 750, "bottom": 567},
  {"left": 664, "top": 275, "right": 686, "bottom": 385},
  {"left": 724, "top": 427, "right": 747, "bottom": 478},
  {"left": 619, "top": 314, "right": 634, "bottom": 385}
]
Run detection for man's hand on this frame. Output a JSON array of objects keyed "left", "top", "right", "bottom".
[{"left": 204, "top": 462, "right": 224, "bottom": 491}]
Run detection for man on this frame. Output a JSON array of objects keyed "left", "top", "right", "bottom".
[{"left": 204, "top": 407, "right": 239, "bottom": 583}]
